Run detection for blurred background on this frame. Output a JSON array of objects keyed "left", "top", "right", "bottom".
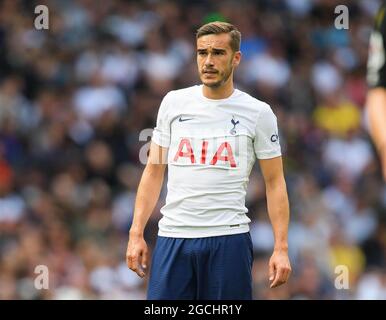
[{"left": 0, "top": 0, "right": 386, "bottom": 299}]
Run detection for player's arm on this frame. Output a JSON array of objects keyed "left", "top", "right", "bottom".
[
  {"left": 367, "top": 88, "right": 386, "bottom": 180},
  {"left": 126, "top": 141, "right": 168, "bottom": 277},
  {"left": 259, "top": 156, "right": 291, "bottom": 288}
]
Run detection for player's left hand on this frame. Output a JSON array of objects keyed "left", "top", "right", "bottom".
[{"left": 268, "top": 248, "right": 291, "bottom": 288}]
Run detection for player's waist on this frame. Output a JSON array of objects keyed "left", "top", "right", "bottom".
[
  {"left": 158, "top": 223, "right": 250, "bottom": 238},
  {"left": 158, "top": 208, "right": 251, "bottom": 227}
]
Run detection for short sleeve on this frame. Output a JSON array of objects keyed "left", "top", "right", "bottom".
[
  {"left": 367, "top": 3, "right": 386, "bottom": 88},
  {"left": 152, "top": 92, "right": 172, "bottom": 148},
  {"left": 254, "top": 105, "right": 282, "bottom": 159}
]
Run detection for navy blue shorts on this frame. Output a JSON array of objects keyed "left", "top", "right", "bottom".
[{"left": 147, "top": 232, "right": 253, "bottom": 300}]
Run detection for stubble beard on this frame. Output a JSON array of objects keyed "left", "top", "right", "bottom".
[{"left": 202, "top": 64, "right": 233, "bottom": 88}]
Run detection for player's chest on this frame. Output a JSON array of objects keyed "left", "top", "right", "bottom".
[
  {"left": 170, "top": 106, "right": 254, "bottom": 138},
  {"left": 168, "top": 109, "right": 255, "bottom": 168}
]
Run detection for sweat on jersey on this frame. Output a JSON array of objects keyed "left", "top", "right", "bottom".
[{"left": 151, "top": 85, "right": 281, "bottom": 238}]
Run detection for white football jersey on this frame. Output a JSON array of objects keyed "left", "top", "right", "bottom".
[{"left": 152, "top": 85, "right": 281, "bottom": 238}]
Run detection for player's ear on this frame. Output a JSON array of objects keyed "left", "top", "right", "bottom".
[{"left": 233, "top": 51, "right": 241, "bottom": 67}]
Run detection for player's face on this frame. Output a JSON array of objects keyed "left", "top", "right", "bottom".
[{"left": 196, "top": 33, "right": 241, "bottom": 88}]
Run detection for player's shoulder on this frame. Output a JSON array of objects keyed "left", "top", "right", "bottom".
[
  {"left": 163, "top": 85, "right": 200, "bottom": 101},
  {"left": 235, "top": 88, "right": 274, "bottom": 115}
]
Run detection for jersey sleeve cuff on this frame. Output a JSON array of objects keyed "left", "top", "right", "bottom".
[{"left": 255, "top": 150, "right": 282, "bottom": 160}]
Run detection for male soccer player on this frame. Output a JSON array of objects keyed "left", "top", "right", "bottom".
[
  {"left": 367, "top": 1, "right": 386, "bottom": 181},
  {"left": 126, "top": 21, "right": 291, "bottom": 299}
]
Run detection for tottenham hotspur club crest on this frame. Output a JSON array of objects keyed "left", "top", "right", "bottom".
[{"left": 230, "top": 116, "right": 239, "bottom": 135}]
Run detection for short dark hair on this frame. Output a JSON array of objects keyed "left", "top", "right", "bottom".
[{"left": 196, "top": 21, "right": 241, "bottom": 52}]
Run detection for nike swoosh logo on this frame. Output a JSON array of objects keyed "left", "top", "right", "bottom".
[{"left": 179, "top": 117, "right": 194, "bottom": 122}]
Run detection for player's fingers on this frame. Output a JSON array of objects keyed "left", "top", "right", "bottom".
[
  {"left": 141, "top": 248, "right": 148, "bottom": 270},
  {"left": 284, "top": 266, "right": 292, "bottom": 282},
  {"left": 126, "top": 251, "right": 132, "bottom": 269},
  {"left": 270, "top": 267, "right": 285, "bottom": 288},
  {"left": 126, "top": 243, "right": 134, "bottom": 268},
  {"left": 271, "top": 264, "right": 291, "bottom": 288},
  {"left": 282, "top": 268, "right": 290, "bottom": 284},
  {"left": 128, "top": 254, "right": 136, "bottom": 271},
  {"left": 136, "top": 251, "right": 146, "bottom": 278},
  {"left": 137, "top": 266, "right": 145, "bottom": 278},
  {"left": 128, "top": 251, "right": 145, "bottom": 278},
  {"left": 268, "top": 261, "right": 275, "bottom": 282}
]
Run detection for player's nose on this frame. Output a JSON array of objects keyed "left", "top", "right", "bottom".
[{"left": 204, "top": 54, "right": 214, "bottom": 67}]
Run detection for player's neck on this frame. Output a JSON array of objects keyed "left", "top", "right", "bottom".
[{"left": 202, "top": 78, "right": 235, "bottom": 100}]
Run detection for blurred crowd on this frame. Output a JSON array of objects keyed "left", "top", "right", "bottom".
[{"left": 1, "top": 0, "right": 386, "bottom": 299}]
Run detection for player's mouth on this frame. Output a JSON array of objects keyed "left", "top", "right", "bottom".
[
  {"left": 203, "top": 70, "right": 218, "bottom": 78},
  {"left": 203, "top": 69, "right": 218, "bottom": 74}
]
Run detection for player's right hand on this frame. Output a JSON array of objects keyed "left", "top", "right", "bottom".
[{"left": 126, "top": 233, "right": 149, "bottom": 278}]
